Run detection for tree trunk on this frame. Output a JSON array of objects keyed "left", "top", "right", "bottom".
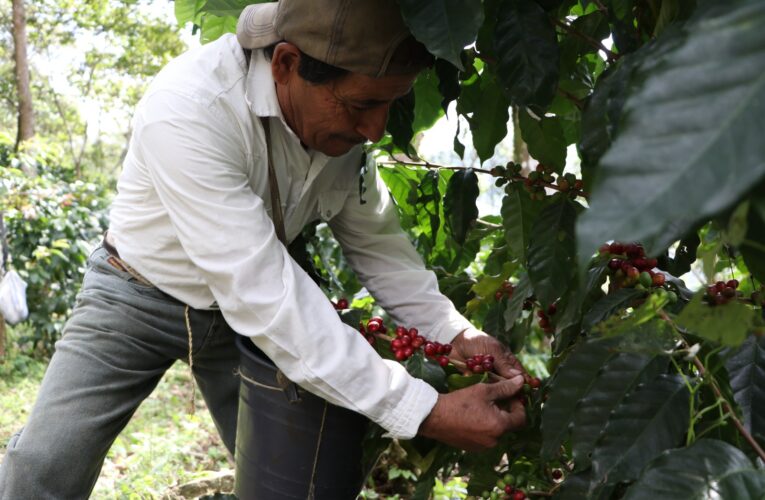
[
  {"left": 12, "top": 0, "right": 34, "bottom": 150},
  {"left": 0, "top": 316, "right": 5, "bottom": 363},
  {"left": 512, "top": 106, "right": 529, "bottom": 169}
]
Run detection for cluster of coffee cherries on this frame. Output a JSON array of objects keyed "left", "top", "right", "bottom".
[
  {"left": 465, "top": 354, "right": 495, "bottom": 374},
  {"left": 389, "top": 325, "right": 425, "bottom": 360},
  {"left": 519, "top": 374, "right": 542, "bottom": 406},
  {"left": 357, "top": 316, "right": 388, "bottom": 346},
  {"left": 422, "top": 339, "right": 453, "bottom": 366},
  {"left": 537, "top": 303, "right": 557, "bottom": 335},
  {"left": 495, "top": 281, "right": 515, "bottom": 301},
  {"left": 704, "top": 279, "right": 741, "bottom": 306},
  {"left": 481, "top": 473, "right": 527, "bottom": 500},
  {"left": 489, "top": 162, "right": 585, "bottom": 201},
  {"left": 600, "top": 242, "right": 668, "bottom": 289}
]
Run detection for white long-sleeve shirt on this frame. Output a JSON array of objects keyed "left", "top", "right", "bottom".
[{"left": 109, "top": 33, "right": 473, "bottom": 439}]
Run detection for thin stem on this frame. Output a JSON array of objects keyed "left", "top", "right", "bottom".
[
  {"left": 692, "top": 356, "right": 765, "bottom": 460},
  {"left": 377, "top": 159, "right": 492, "bottom": 175},
  {"left": 670, "top": 355, "right": 698, "bottom": 445},
  {"left": 692, "top": 398, "right": 725, "bottom": 423},
  {"left": 591, "top": 0, "right": 608, "bottom": 13},
  {"left": 695, "top": 416, "right": 731, "bottom": 441},
  {"left": 659, "top": 311, "right": 765, "bottom": 462},
  {"left": 378, "top": 160, "right": 590, "bottom": 199},
  {"left": 556, "top": 88, "right": 584, "bottom": 110},
  {"left": 476, "top": 218, "right": 503, "bottom": 230},
  {"left": 553, "top": 19, "right": 619, "bottom": 62}
]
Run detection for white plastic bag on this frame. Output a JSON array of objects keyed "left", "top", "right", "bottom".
[{"left": 0, "top": 270, "right": 29, "bottom": 325}]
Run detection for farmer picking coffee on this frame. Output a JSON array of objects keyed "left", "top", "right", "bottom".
[{"left": 0, "top": 1, "right": 526, "bottom": 498}]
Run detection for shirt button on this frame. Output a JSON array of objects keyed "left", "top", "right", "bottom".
[{"left": 325, "top": 210, "right": 332, "bottom": 217}]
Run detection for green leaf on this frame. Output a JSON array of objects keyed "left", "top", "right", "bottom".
[
  {"left": 556, "top": 257, "right": 609, "bottom": 333},
  {"left": 541, "top": 337, "right": 620, "bottom": 459},
  {"left": 577, "top": 55, "right": 641, "bottom": 170},
  {"left": 661, "top": 230, "right": 701, "bottom": 277},
  {"left": 725, "top": 335, "right": 765, "bottom": 443},
  {"left": 591, "top": 374, "right": 691, "bottom": 485},
  {"left": 582, "top": 288, "right": 643, "bottom": 330},
  {"left": 741, "top": 202, "right": 765, "bottom": 283},
  {"left": 404, "top": 354, "right": 447, "bottom": 393},
  {"left": 337, "top": 308, "right": 363, "bottom": 330},
  {"left": 438, "top": 273, "right": 475, "bottom": 313},
  {"left": 518, "top": 109, "right": 567, "bottom": 173},
  {"left": 571, "top": 353, "right": 669, "bottom": 469},
  {"left": 726, "top": 200, "right": 750, "bottom": 247},
  {"left": 556, "top": 470, "right": 601, "bottom": 500},
  {"left": 412, "top": 68, "right": 444, "bottom": 133},
  {"left": 434, "top": 59, "right": 461, "bottom": 112},
  {"left": 577, "top": 1, "right": 765, "bottom": 265},
  {"left": 444, "top": 169, "right": 479, "bottom": 244},
  {"left": 398, "top": 0, "right": 484, "bottom": 70},
  {"left": 447, "top": 372, "right": 487, "bottom": 391},
  {"left": 415, "top": 170, "right": 442, "bottom": 250},
  {"left": 676, "top": 293, "right": 756, "bottom": 347},
  {"left": 527, "top": 196, "right": 579, "bottom": 307},
  {"left": 200, "top": 0, "right": 262, "bottom": 18},
  {"left": 175, "top": 0, "right": 206, "bottom": 26},
  {"left": 501, "top": 186, "right": 540, "bottom": 261},
  {"left": 387, "top": 90, "right": 415, "bottom": 152},
  {"left": 504, "top": 273, "right": 533, "bottom": 327},
  {"left": 462, "top": 71, "right": 511, "bottom": 164},
  {"left": 199, "top": 13, "right": 238, "bottom": 44},
  {"left": 623, "top": 439, "right": 762, "bottom": 500},
  {"left": 559, "top": 11, "right": 610, "bottom": 71},
  {"left": 494, "top": 0, "right": 560, "bottom": 111},
  {"left": 715, "top": 469, "right": 765, "bottom": 499},
  {"left": 599, "top": 318, "right": 677, "bottom": 356}
]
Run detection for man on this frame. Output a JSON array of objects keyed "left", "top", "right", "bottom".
[{"left": 0, "top": 0, "right": 526, "bottom": 497}]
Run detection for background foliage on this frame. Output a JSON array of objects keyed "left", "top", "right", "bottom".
[{"left": 0, "top": 133, "right": 110, "bottom": 354}]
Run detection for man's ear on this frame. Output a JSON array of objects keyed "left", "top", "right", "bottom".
[{"left": 271, "top": 42, "right": 301, "bottom": 85}]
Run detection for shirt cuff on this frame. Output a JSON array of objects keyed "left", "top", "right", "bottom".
[
  {"left": 379, "top": 376, "right": 439, "bottom": 440},
  {"left": 428, "top": 308, "right": 475, "bottom": 345}
]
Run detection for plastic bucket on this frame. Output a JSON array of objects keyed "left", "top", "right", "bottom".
[{"left": 234, "top": 335, "right": 370, "bottom": 499}]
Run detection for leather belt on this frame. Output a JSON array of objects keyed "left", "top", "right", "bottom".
[{"left": 102, "top": 232, "right": 153, "bottom": 287}]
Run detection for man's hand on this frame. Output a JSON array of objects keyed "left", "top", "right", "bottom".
[
  {"left": 450, "top": 327, "right": 526, "bottom": 379},
  {"left": 417, "top": 375, "right": 526, "bottom": 451}
]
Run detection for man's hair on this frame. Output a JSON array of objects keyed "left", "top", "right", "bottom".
[
  {"left": 264, "top": 36, "right": 433, "bottom": 85},
  {"left": 264, "top": 44, "right": 348, "bottom": 85}
]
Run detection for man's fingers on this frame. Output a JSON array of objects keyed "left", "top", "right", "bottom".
[
  {"left": 493, "top": 353, "right": 524, "bottom": 379},
  {"left": 484, "top": 374, "right": 524, "bottom": 401},
  {"left": 500, "top": 397, "right": 527, "bottom": 430}
]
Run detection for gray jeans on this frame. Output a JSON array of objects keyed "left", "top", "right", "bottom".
[{"left": 0, "top": 247, "right": 241, "bottom": 499}]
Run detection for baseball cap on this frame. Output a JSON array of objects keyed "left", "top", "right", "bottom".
[{"left": 236, "top": 0, "right": 432, "bottom": 78}]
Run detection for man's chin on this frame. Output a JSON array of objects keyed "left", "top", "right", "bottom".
[{"left": 321, "top": 140, "right": 364, "bottom": 157}]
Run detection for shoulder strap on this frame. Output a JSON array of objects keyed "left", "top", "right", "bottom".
[{"left": 259, "top": 116, "right": 288, "bottom": 246}]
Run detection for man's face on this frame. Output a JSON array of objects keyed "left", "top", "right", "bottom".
[{"left": 272, "top": 44, "right": 418, "bottom": 157}]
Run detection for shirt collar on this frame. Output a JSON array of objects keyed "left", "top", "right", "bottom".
[
  {"left": 245, "top": 49, "right": 283, "bottom": 119},
  {"left": 244, "top": 48, "right": 333, "bottom": 175}
]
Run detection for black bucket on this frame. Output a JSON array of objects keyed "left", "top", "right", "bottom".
[{"left": 234, "top": 335, "right": 371, "bottom": 499}]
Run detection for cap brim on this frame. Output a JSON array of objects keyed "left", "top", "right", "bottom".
[{"left": 237, "top": 3, "right": 281, "bottom": 49}]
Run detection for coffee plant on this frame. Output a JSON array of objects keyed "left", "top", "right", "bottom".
[
  {"left": 181, "top": 0, "right": 765, "bottom": 497},
  {"left": 0, "top": 134, "right": 111, "bottom": 354}
]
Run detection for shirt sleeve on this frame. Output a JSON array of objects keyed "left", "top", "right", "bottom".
[
  {"left": 132, "top": 90, "right": 437, "bottom": 439},
  {"left": 329, "top": 157, "right": 474, "bottom": 345}
]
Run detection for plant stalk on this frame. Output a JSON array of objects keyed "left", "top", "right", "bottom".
[
  {"left": 553, "top": 19, "right": 619, "bottom": 62},
  {"left": 659, "top": 311, "right": 765, "bottom": 462}
]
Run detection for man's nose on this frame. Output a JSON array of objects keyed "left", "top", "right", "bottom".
[{"left": 356, "top": 106, "right": 390, "bottom": 143}]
